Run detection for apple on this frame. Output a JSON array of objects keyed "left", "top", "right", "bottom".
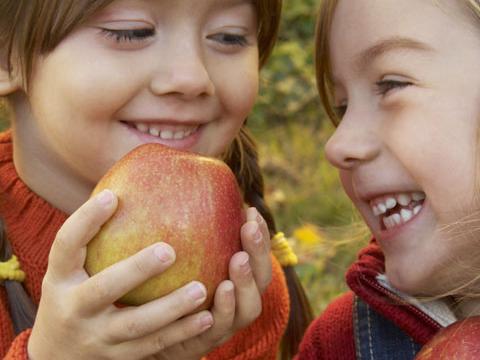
[
  {"left": 85, "top": 143, "right": 244, "bottom": 310},
  {"left": 415, "top": 316, "right": 480, "bottom": 359}
]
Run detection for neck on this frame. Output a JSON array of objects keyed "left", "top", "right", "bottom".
[
  {"left": 11, "top": 121, "right": 94, "bottom": 214},
  {"left": 453, "top": 296, "right": 480, "bottom": 319}
]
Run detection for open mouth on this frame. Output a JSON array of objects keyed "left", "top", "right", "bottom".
[
  {"left": 122, "top": 121, "right": 200, "bottom": 141},
  {"left": 370, "top": 191, "right": 426, "bottom": 230}
]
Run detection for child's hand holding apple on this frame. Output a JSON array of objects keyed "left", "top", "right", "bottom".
[{"left": 28, "top": 144, "right": 272, "bottom": 359}]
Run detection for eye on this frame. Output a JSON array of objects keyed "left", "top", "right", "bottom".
[
  {"left": 101, "top": 28, "right": 155, "bottom": 43},
  {"left": 332, "top": 97, "right": 348, "bottom": 120},
  {"left": 375, "top": 79, "right": 412, "bottom": 96},
  {"left": 333, "top": 104, "right": 347, "bottom": 119},
  {"left": 207, "top": 33, "right": 249, "bottom": 47}
]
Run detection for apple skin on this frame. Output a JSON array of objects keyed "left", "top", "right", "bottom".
[
  {"left": 85, "top": 143, "right": 244, "bottom": 310},
  {"left": 415, "top": 316, "right": 480, "bottom": 359}
]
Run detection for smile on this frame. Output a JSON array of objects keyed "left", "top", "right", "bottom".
[
  {"left": 127, "top": 121, "right": 200, "bottom": 140},
  {"left": 370, "top": 192, "right": 426, "bottom": 230}
]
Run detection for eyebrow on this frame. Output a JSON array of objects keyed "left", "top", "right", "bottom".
[
  {"left": 214, "top": 0, "right": 253, "bottom": 6},
  {"left": 355, "top": 37, "right": 435, "bottom": 71}
]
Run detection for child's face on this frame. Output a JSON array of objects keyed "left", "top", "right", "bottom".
[
  {"left": 325, "top": 0, "right": 480, "bottom": 296},
  {"left": 17, "top": 0, "right": 258, "bottom": 197}
]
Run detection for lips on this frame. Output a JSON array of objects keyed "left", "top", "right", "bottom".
[{"left": 369, "top": 191, "right": 426, "bottom": 230}]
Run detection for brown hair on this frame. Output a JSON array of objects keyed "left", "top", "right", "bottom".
[
  {"left": 314, "top": 0, "right": 339, "bottom": 125},
  {"left": 0, "top": 0, "right": 312, "bottom": 358},
  {"left": 0, "top": 217, "right": 37, "bottom": 334}
]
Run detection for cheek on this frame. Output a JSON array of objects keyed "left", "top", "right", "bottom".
[
  {"left": 212, "top": 54, "right": 259, "bottom": 120},
  {"left": 385, "top": 105, "right": 477, "bottom": 218},
  {"left": 225, "top": 72, "right": 258, "bottom": 119},
  {"left": 31, "top": 51, "right": 143, "bottom": 124},
  {"left": 339, "top": 170, "right": 354, "bottom": 198}
]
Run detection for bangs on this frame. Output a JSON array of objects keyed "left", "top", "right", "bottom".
[{"left": 1, "top": 0, "right": 114, "bottom": 87}]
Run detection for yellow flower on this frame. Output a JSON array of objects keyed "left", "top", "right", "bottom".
[{"left": 293, "top": 223, "right": 324, "bottom": 246}]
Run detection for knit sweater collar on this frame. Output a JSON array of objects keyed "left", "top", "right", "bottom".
[
  {"left": 0, "top": 130, "right": 67, "bottom": 301},
  {"left": 346, "top": 239, "right": 457, "bottom": 344}
]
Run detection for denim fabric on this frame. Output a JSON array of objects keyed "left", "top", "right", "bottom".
[{"left": 353, "top": 297, "right": 422, "bottom": 359}]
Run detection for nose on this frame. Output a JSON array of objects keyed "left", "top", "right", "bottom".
[
  {"left": 325, "top": 109, "right": 381, "bottom": 170},
  {"left": 149, "top": 42, "right": 215, "bottom": 99}
]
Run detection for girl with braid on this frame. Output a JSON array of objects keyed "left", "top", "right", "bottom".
[{"left": 0, "top": 1, "right": 312, "bottom": 359}]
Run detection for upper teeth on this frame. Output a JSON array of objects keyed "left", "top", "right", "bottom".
[
  {"left": 371, "top": 192, "right": 425, "bottom": 216},
  {"left": 133, "top": 122, "right": 198, "bottom": 140}
]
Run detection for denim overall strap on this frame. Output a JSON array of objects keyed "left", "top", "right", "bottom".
[{"left": 353, "top": 296, "right": 422, "bottom": 359}]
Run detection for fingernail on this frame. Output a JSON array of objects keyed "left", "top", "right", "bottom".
[
  {"left": 246, "top": 207, "right": 256, "bottom": 221},
  {"left": 199, "top": 313, "right": 213, "bottom": 329},
  {"left": 154, "top": 244, "right": 174, "bottom": 263},
  {"left": 239, "top": 252, "right": 249, "bottom": 265},
  {"left": 187, "top": 282, "right": 206, "bottom": 302},
  {"left": 239, "top": 253, "right": 251, "bottom": 274},
  {"left": 248, "top": 222, "right": 261, "bottom": 244},
  {"left": 224, "top": 281, "right": 234, "bottom": 293},
  {"left": 96, "top": 189, "right": 114, "bottom": 206}
]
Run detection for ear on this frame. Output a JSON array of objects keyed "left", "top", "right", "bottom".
[{"left": 0, "top": 65, "right": 20, "bottom": 96}]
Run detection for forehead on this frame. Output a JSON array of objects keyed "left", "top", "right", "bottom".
[
  {"left": 328, "top": 0, "right": 478, "bottom": 75},
  {"left": 101, "top": 0, "right": 255, "bottom": 12}
]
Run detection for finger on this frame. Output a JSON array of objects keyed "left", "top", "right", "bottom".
[
  {"left": 188, "top": 280, "right": 236, "bottom": 352},
  {"left": 48, "top": 190, "right": 118, "bottom": 280},
  {"left": 241, "top": 211, "right": 272, "bottom": 293},
  {"left": 202, "top": 280, "right": 236, "bottom": 344},
  {"left": 74, "top": 242, "right": 175, "bottom": 312},
  {"left": 107, "top": 281, "right": 208, "bottom": 342},
  {"left": 246, "top": 207, "right": 271, "bottom": 252},
  {"left": 229, "top": 252, "right": 262, "bottom": 329},
  {"left": 112, "top": 310, "right": 213, "bottom": 359}
]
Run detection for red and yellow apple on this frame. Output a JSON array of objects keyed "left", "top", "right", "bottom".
[
  {"left": 85, "top": 143, "right": 244, "bottom": 309},
  {"left": 415, "top": 316, "right": 480, "bottom": 359}
]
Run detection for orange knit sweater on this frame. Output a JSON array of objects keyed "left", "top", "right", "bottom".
[{"left": 0, "top": 130, "right": 290, "bottom": 359}]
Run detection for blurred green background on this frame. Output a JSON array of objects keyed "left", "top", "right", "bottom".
[{"left": 0, "top": 0, "right": 368, "bottom": 316}]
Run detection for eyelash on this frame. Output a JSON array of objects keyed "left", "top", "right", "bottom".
[
  {"left": 101, "top": 28, "right": 155, "bottom": 42},
  {"left": 208, "top": 33, "right": 249, "bottom": 47},
  {"left": 100, "top": 28, "right": 249, "bottom": 48},
  {"left": 375, "top": 79, "right": 411, "bottom": 96}
]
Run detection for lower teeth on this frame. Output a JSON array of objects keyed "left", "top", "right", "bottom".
[{"left": 382, "top": 202, "right": 423, "bottom": 229}]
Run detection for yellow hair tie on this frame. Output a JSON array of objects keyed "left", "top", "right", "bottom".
[
  {"left": 0, "top": 255, "right": 26, "bottom": 282},
  {"left": 271, "top": 232, "right": 298, "bottom": 267}
]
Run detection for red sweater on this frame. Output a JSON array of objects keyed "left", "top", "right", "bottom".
[
  {"left": 0, "top": 130, "right": 290, "bottom": 359},
  {"left": 296, "top": 242, "right": 443, "bottom": 359}
]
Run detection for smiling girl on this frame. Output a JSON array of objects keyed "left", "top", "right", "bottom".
[
  {"left": 297, "top": 0, "right": 480, "bottom": 358},
  {"left": 0, "top": 1, "right": 311, "bottom": 359}
]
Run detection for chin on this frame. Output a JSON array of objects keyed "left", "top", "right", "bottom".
[{"left": 385, "top": 263, "right": 425, "bottom": 296}]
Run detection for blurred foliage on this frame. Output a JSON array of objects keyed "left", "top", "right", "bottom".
[
  {"left": 0, "top": 0, "right": 369, "bottom": 316},
  {"left": 251, "top": 0, "right": 369, "bottom": 315},
  {"left": 252, "top": 0, "right": 319, "bottom": 129}
]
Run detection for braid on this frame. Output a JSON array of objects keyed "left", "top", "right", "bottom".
[
  {"left": 223, "top": 126, "right": 313, "bottom": 359},
  {"left": 0, "top": 217, "right": 36, "bottom": 334},
  {"left": 223, "top": 127, "right": 276, "bottom": 233}
]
